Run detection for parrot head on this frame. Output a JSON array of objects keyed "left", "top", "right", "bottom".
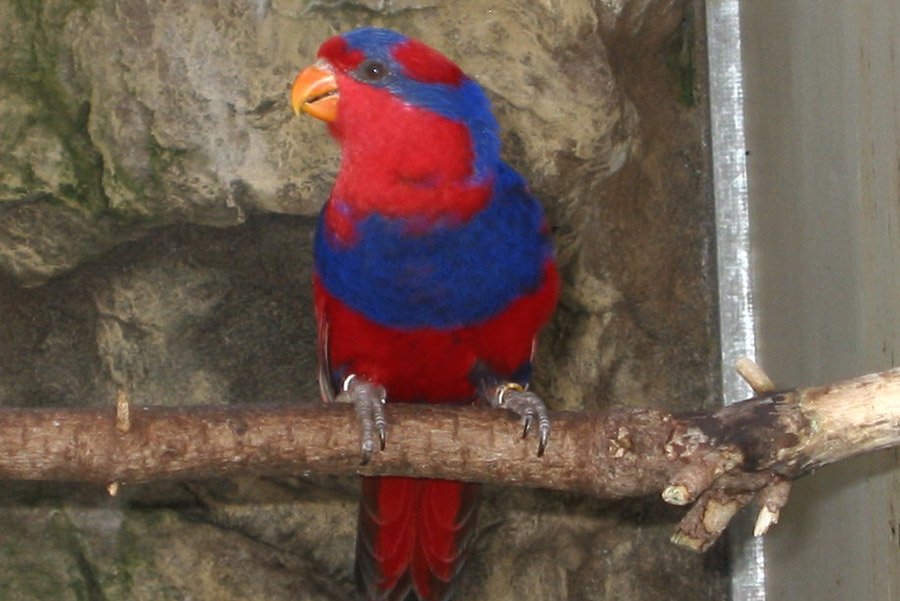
[{"left": 291, "top": 28, "right": 502, "bottom": 222}]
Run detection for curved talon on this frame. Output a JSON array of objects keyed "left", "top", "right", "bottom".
[
  {"left": 490, "top": 383, "right": 550, "bottom": 457},
  {"left": 372, "top": 394, "right": 387, "bottom": 451},
  {"left": 338, "top": 375, "right": 388, "bottom": 464}
]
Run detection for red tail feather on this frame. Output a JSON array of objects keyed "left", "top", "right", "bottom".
[{"left": 356, "top": 477, "right": 481, "bottom": 601}]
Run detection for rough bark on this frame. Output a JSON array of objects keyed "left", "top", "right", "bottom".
[{"left": 2, "top": 366, "right": 897, "bottom": 551}]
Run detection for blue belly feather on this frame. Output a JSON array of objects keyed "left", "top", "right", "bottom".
[{"left": 315, "top": 163, "right": 552, "bottom": 329}]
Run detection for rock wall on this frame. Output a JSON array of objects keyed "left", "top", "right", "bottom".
[{"left": 0, "top": 1, "right": 724, "bottom": 599}]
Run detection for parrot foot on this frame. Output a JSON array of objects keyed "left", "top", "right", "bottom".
[
  {"left": 337, "top": 375, "right": 388, "bottom": 465},
  {"left": 489, "top": 383, "right": 550, "bottom": 457}
]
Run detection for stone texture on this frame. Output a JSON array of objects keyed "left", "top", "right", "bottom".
[
  {"left": 0, "top": 0, "right": 724, "bottom": 599},
  {"left": 0, "top": 0, "right": 628, "bottom": 284}
]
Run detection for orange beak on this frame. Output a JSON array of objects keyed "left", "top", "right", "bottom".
[{"left": 291, "top": 63, "right": 339, "bottom": 122}]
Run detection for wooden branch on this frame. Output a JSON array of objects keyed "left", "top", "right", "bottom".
[{"left": 1, "top": 365, "right": 898, "bottom": 551}]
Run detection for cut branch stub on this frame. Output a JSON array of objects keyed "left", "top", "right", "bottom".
[
  {"left": 753, "top": 477, "right": 792, "bottom": 536},
  {"left": 670, "top": 487, "right": 758, "bottom": 551}
]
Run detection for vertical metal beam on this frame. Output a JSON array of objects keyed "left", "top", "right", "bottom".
[{"left": 704, "top": 1, "right": 766, "bottom": 600}]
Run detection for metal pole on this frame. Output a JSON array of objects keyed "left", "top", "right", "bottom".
[{"left": 704, "top": 1, "right": 766, "bottom": 599}]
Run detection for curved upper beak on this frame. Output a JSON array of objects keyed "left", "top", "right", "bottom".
[{"left": 291, "top": 63, "right": 339, "bottom": 122}]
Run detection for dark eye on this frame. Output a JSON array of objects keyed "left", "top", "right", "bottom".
[{"left": 358, "top": 60, "right": 388, "bottom": 81}]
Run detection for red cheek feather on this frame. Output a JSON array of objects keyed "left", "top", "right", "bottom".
[{"left": 326, "top": 74, "right": 491, "bottom": 233}]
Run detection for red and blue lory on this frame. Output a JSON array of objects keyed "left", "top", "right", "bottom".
[{"left": 291, "top": 28, "right": 559, "bottom": 601}]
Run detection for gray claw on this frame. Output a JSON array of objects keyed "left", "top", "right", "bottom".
[
  {"left": 538, "top": 430, "right": 548, "bottom": 457},
  {"left": 491, "top": 383, "right": 551, "bottom": 457},
  {"left": 337, "top": 375, "right": 388, "bottom": 464}
]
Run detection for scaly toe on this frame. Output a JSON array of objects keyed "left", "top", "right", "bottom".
[
  {"left": 490, "top": 383, "right": 551, "bottom": 457},
  {"left": 337, "top": 375, "right": 388, "bottom": 464}
]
